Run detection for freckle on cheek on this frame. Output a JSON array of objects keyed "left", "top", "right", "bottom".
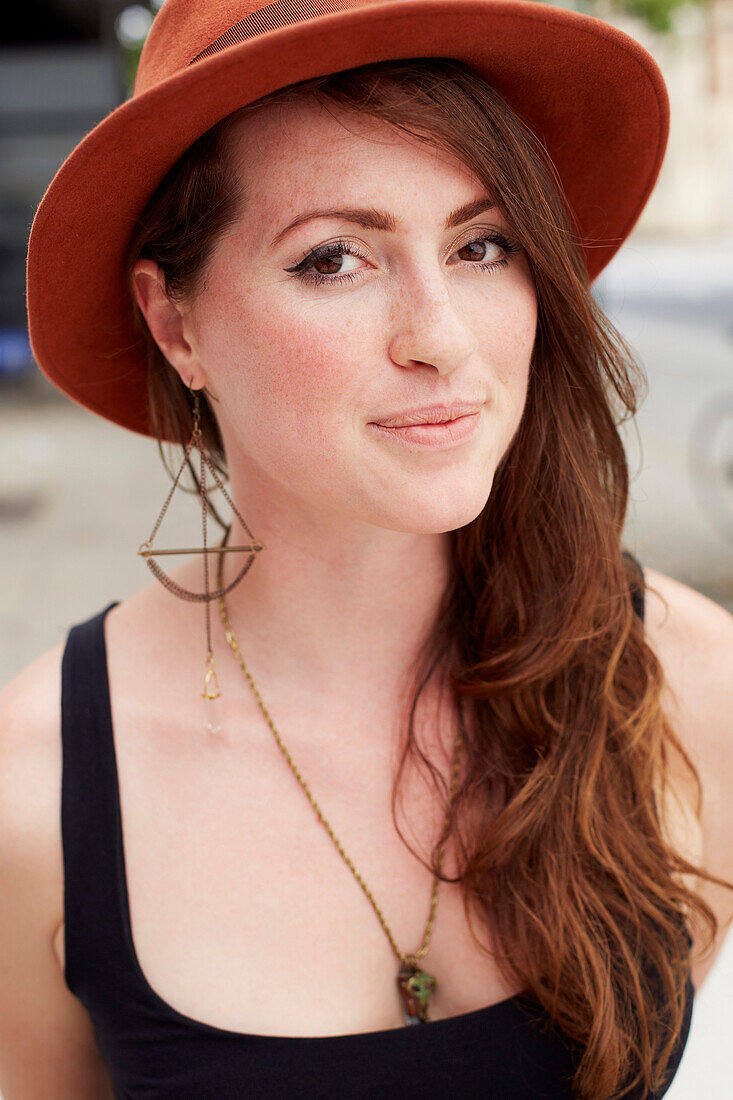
[{"left": 280, "top": 334, "right": 346, "bottom": 390}]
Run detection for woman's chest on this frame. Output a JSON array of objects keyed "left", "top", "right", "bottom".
[
  {"left": 57, "top": 678, "right": 523, "bottom": 1037},
  {"left": 53, "top": 595, "right": 705, "bottom": 1039}
]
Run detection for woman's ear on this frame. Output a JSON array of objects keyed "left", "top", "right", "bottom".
[{"left": 131, "top": 259, "right": 205, "bottom": 388}]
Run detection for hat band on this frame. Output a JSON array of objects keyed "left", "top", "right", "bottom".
[{"left": 190, "top": 0, "right": 374, "bottom": 65}]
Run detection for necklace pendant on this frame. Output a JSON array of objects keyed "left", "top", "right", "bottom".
[{"left": 397, "top": 962, "right": 436, "bottom": 1024}]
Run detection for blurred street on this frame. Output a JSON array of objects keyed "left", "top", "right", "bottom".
[{"left": 599, "top": 233, "right": 733, "bottom": 609}]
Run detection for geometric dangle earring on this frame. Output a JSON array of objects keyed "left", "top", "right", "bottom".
[{"left": 137, "top": 378, "right": 266, "bottom": 733}]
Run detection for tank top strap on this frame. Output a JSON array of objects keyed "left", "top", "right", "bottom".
[
  {"left": 622, "top": 548, "right": 645, "bottom": 623},
  {"left": 60, "top": 600, "right": 127, "bottom": 1005}
]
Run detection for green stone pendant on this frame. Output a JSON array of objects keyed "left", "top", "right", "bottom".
[{"left": 397, "top": 962, "right": 437, "bottom": 1024}]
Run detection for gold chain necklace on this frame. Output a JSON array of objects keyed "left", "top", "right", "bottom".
[{"left": 214, "top": 524, "right": 464, "bottom": 1025}]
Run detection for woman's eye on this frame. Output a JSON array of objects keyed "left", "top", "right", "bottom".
[
  {"left": 284, "top": 231, "right": 522, "bottom": 288},
  {"left": 284, "top": 240, "right": 369, "bottom": 288}
]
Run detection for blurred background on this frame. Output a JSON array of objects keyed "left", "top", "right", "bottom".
[{"left": 0, "top": 1, "right": 731, "bottom": 1095}]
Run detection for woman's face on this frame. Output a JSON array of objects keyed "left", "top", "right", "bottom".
[{"left": 153, "top": 97, "right": 537, "bottom": 536}]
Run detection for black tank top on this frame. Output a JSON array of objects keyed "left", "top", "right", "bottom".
[{"left": 59, "top": 551, "right": 694, "bottom": 1098}]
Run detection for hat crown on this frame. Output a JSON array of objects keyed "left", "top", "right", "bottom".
[{"left": 135, "top": 0, "right": 384, "bottom": 95}]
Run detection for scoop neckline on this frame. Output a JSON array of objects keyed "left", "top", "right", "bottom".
[{"left": 98, "top": 600, "right": 533, "bottom": 1045}]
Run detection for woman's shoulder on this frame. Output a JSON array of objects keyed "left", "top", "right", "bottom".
[
  {"left": 642, "top": 566, "right": 732, "bottom": 748},
  {"left": 0, "top": 579, "right": 177, "bottom": 733},
  {"left": 0, "top": 637, "right": 68, "bottom": 963},
  {"left": 0, "top": 582, "right": 181, "bottom": 953},
  {"left": 0, "top": 579, "right": 174, "bottom": 851},
  {"left": 0, "top": 636, "right": 67, "bottom": 794},
  {"left": 641, "top": 565, "right": 733, "bottom": 993}
]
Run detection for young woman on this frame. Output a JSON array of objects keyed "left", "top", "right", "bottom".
[{"left": 3, "top": 1, "right": 732, "bottom": 1097}]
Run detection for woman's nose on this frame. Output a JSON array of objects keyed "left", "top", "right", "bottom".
[{"left": 387, "top": 267, "right": 479, "bottom": 373}]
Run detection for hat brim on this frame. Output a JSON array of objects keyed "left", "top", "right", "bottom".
[{"left": 26, "top": 0, "right": 669, "bottom": 440}]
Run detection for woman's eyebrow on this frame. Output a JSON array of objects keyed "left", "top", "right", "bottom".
[{"left": 269, "top": 197, "right": 496, "bottom": 249}]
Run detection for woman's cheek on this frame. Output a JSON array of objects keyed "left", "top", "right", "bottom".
[
  {"left": 273, "top": 325, "right": 362, "bottom": 408},
  {"left": 494, "top": 298, "right": 536, "bottom": 386}
]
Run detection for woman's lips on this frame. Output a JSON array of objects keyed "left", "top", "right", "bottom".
[{"left": 367, "top": 412, "right": 480, "bottom": 448}]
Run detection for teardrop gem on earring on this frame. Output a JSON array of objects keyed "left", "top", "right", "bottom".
[
  {"left": 202, "top": 651, "right": 223, "bottom": 734},
  {"left": 202, "top": 651, "right": 221, "bottom": 699}
]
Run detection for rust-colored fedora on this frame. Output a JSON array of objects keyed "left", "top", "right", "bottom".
[{"left": 26, "top": 0, "right": 669, "bottom": 440}]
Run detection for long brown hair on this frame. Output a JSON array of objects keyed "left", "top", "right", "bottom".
[{"left": 124, "top": 58, "right": 731, "bottom": 1099}]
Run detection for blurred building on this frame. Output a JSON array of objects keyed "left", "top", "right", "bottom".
[
  {"left": 709, "top": 0, "right": 733, "bottom": 95},
  {"left": 597, "top": 0, "right": 733, "bottom": 237},
  {"left": 0, "top": 0, "right": 127, "bottom": 379}
]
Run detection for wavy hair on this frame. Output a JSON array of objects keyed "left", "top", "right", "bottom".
[{"left": 124, "top": 58, "right": 732, "bottom": 1099}]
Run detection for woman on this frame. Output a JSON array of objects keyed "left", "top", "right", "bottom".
[{"left": 3, "top": 1, "right": 732, "bottom": 1097}]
